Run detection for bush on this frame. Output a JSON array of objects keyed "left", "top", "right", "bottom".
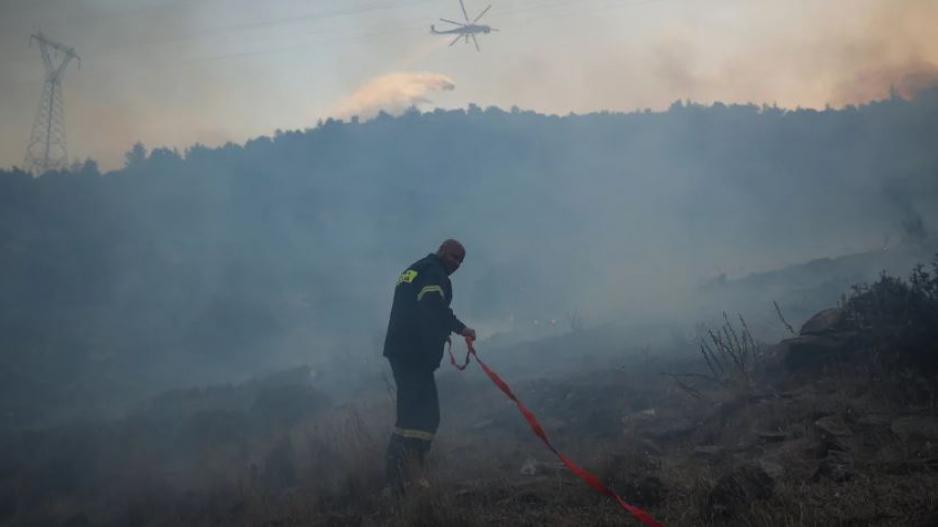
[
  {"left": 666, "top": 313, "right": 764, "bottom": 401},
  {"left": 842, "top": 254, "right": 938, "bottom": 372}
]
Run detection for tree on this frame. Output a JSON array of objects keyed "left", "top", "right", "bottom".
[{"left": 124, "top": 142, "right": 147, "bottom": 169}]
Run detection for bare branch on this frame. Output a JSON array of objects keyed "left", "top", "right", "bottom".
[{"left": 773, "top": 300, "right": 796, "bottom": 335}]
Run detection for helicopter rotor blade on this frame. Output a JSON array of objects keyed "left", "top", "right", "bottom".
[
  {"left": 487, "top": 26, "right": 499, "bottom": 31},
  {"left": 439, "top": 18, "right": 465, "bottom": 26},
  {"left": 458, "top": 0, "right": 470, "bottom": 22},
  {"left": 448, "top": 34, "right": 461, "bottom": 47},
  {"left": 471, "top": 33, "right": 480, "bottom": 52},
  {"left": 472, "top": 5, "right": 491, "bottom": 23}
]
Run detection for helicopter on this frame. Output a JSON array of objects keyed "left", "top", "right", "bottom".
[{"left": 431, "top": 0, "right": 498, "bottom": 52}]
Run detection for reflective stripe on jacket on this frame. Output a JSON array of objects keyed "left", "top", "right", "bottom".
[{"left": 383, "top": 254, "right": 466, "bottom": 368}]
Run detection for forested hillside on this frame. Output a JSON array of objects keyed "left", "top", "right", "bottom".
[{"left": 2, "top": 93, "right": 937, "bottom": 426}]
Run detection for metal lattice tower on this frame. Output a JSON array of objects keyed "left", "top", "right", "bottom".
[{"left": 24, "top": 32, "right": 80, "bottom": 175}]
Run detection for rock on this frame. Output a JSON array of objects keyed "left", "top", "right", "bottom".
[
  {"left": 520, "top": 457, "right": 538, "bottom": 476},
  {"left": 758, "top": 460, "right": 785, "bottom": 479},
  {"left": 705, "top": 464, "right": 775, "bottom": 518},
  {"left": 781, "top": 334, "right": 854, "bottom": 371},
  {"left": 815, "top": 415, "right": 853, "bottom": 439},
  {"left": 621, "top": 408, "right": 657, "bottom": 425},
  {"left": 891, "top": 416, "right": 938, "bottom": 441},
  {"left": 799, "top": 308, "right": 845, "bottom": 335},
  {"left": 693, "top": 445, "right": 724, "bottom": 459},
  {"left": 519, "top": 457, "right": 564, "bottom": 476}
]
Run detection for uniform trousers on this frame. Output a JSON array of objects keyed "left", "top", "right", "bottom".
[{"left": 385, "top": 357, "right": 440, "bottom": 493}]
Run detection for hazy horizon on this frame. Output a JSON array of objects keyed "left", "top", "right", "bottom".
[{"left": 2, "top": 0, "right": 937, "bottom": 170}]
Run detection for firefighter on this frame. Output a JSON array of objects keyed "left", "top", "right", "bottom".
[{"left": 383, "top": 239, "right": 476, "bottom": 495}]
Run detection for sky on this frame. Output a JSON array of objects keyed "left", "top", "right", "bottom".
[{"left": 1, "top": 0, "right": 937, "bottom": 170}]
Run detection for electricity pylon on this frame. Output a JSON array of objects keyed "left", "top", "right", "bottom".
[{"left": 24, "top": 32, "right": 80, "bottom": 175}]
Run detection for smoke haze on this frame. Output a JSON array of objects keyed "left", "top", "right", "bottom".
[
  {"left": 0, "top": 0, "right": 936, "bottom": 168},
  {"left": 3, "top": 3, "right": 938, "bottom": 524}
]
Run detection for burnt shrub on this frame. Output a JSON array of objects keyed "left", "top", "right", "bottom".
[{"left": 843, "top": 254, "right": 938, "bottom": 372}]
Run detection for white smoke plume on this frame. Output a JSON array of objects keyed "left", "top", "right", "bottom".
[{"left": 332, "top": 72, "right": 455, "bottom": 120}]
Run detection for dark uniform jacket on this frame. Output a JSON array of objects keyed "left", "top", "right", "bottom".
[{"left": 383, "top": 254, "right": 466, "bottom": 369}]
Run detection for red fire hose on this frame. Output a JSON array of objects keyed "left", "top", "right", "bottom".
[{"left": 449, "top": 336, "right": 664, "bottom": 527}]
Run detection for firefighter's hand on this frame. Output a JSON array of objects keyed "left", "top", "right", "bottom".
[{"left": 461, "top": 327, "right": 477, "bottom": 341}]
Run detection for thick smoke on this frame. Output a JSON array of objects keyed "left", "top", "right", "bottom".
[
  {"left": 489, "top": 0, "right": 938, "bottom": 114},
  {"left": 815, "top": 0, "right": 938, "bottom": 105},
  {"left": 835, "top": 59, "right": 938, "bottom": 105},
  {"left": 332, "top": 72, "right": 455, "bottom": 120}
]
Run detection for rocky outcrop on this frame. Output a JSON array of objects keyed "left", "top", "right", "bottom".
[
  {"left": 770, "top": 307, "right": 858, "bottom": 372},
  {"left": 778, "top": 333, "right": 856, "bottom": 371},
  {"left": 799, "top": 308, "right": 846, "bottom": 335}
]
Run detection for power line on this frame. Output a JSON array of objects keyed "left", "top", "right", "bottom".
[
  {"left": 79, "top": 0, "right": 436, "bottom": 55},
  {"left": 179, "top": 0, "right": 675, "bottom": 64},
  {"left": 6, "top": 0, "right": 677, "bottom": 77},
  {"left": 23, "top": 32, "right": 79, "bottom": 175}
]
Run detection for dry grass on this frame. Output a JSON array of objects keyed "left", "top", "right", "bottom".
[{"left": 5, "top": 333, "right": 938, "bottom": 526}]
